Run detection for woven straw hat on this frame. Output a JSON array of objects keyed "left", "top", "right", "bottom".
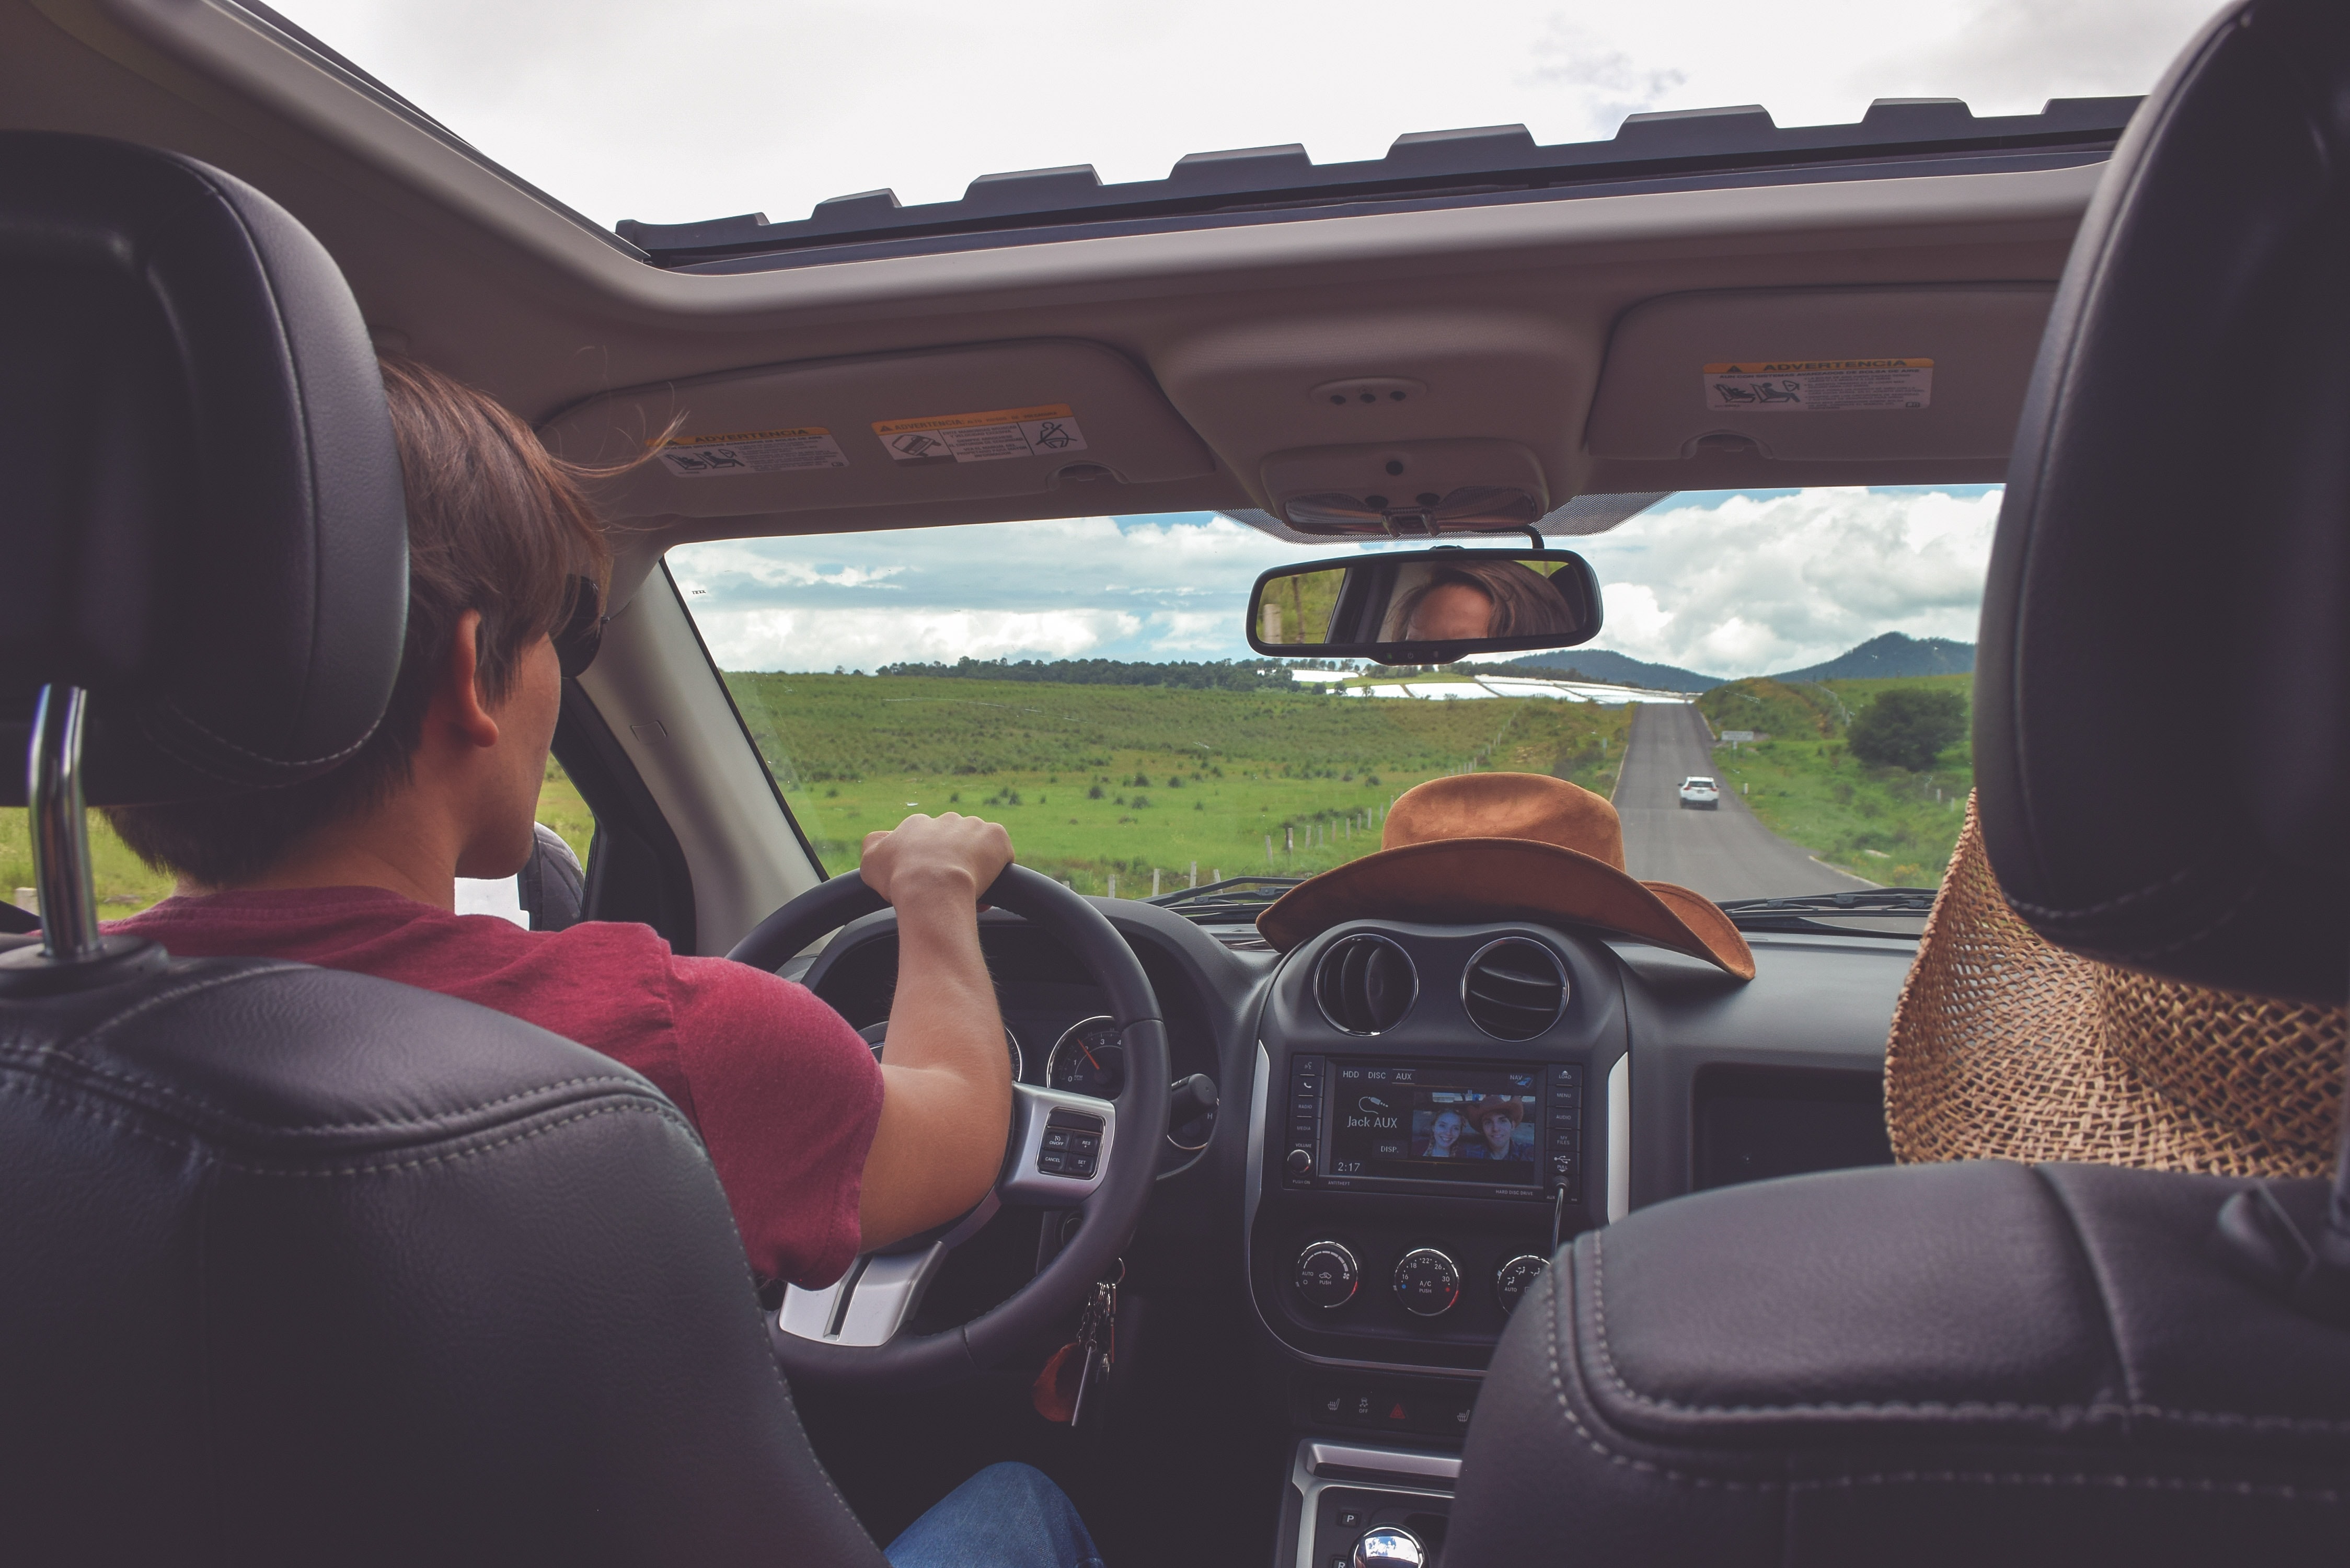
[
  {"left": 1886, "top": 793, "right": 2346, "bottom": 1177},
  {"left": 1256, "top": 773, "right": 1754, "bottom": 979}
]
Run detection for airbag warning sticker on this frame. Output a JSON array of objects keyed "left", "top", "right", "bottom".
[
  {"left": 1703, "top": 360, "right": 1933, "bottom": 411},
  {"left": 874, "top": 403, "right": 1088, "bottom": 464},
  {"left": 659, "top": 428, "right": 848, "bottom": 476}
]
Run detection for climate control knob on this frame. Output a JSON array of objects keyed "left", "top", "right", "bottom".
[
  {"left": 1392, "top": 1247, "right": 1462, "bottom": 1317},
  {"left": 1494, "top": 1254, "right": 1549, "bottom": 1317},
  {"left": 1294, "top": 1240, "right": 1360, "bottom": 1310}
]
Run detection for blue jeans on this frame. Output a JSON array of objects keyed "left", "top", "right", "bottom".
[{"left": 884, "top": 1462, "right": 1104, "bottom": 1568}]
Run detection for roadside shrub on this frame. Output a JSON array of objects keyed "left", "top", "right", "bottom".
[
  {"left": 1088, "top": 783, "right": 1105, "bottom": 800},
  {"left": 1848, "top": 688, "right": 1966, "bottom": 771}
]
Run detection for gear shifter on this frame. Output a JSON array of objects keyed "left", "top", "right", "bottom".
[{"left": 1352, "top": 1526, "right": 1424, "bottom": 1567}]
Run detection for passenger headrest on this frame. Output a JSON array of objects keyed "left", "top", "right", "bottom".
[
  {"left": 1977, "top": 0, "right": 2350, "bottom": 1008},
  {"left": 0, "top": 133, "right": 407, "bottom": 805}
]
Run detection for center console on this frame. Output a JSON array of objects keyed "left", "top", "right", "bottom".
[{"left": 1249, "top": 920, "right": 1626, "bottom": 1400}]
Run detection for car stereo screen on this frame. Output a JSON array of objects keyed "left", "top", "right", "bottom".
[{"left": 1328, "top": 1061, "right": 1541, "bottom": 1186}]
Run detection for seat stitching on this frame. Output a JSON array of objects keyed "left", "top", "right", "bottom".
[
  {"left": 1545, "top": 1248, "right": 2341, "bottom": 1501},
  {"left": 1585, "top": 1229, "right": 2350, "bottom": 1435},
  {"left": 3, "top": 1048, "right": 653, "bottom": 1137},
  {"left": 151, "top": 697, "right": 375, "bottom": 771},
  {"left": 2, "top": 964, "right": 656, "bottom": 1133},
  {"left": 0, "top": 1073, "right": 690, "bottom": 1173}
]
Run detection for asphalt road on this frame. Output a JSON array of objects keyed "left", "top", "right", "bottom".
[{"left": 1612, "top": 702, "right": 1872, "bottom": 901}]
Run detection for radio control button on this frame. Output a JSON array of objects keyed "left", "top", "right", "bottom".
[
  {"left": 1295, "top": 1240, "right": 1359, "bottom": 1309},
  {"left": 1286, "top": 1147, "right": 1315, "bottom": 1177},
  {"left": 1494, "top": 1254, "right": 1549, "bottom": 1316},
  {"left": 1393, "top": 1248, "right": 1462, "bottom": 1317}
]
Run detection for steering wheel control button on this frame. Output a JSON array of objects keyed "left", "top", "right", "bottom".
[
  {"left": 1294, "top": 1240, "right": 1361, "bottom": 1310},
  {"left": 1353, "top": 1527, "right": 1425, "bottom": 1568},
  {"left": 1494, "top": 1253, "right": 1549, "bottom": 1316},
  {"left": 1037, "top": 1106, "right": 1105, "bottom": 1179},
  {"left": 1392, "top": 1248, "right": 1462, "bottom": 1317}
]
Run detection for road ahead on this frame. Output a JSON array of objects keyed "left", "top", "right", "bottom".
[{"left": 1612, "top": 703, "right": 1870, "bottom": 901}]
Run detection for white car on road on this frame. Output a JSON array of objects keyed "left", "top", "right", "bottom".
[{"left": 1679, "top": 776, "right": 1721, "bottom": 810}]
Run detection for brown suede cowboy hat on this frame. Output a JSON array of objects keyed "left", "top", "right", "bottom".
[{"left": 1256, "top": 773, "right": 1755, "bottom": 979}]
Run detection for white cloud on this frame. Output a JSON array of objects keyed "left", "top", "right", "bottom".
[
  {"left": 687, "top": 607, "right": 1143, "bottom": 672},
  {"left": 270, "top": 0, "right": 2224, "bottom": 228},
  {"left": 669, "top": 488, "right": 2001, "bottom": 674},
  {"left": 1572, "top": 487, "right": 2003, "bottom": 675}
]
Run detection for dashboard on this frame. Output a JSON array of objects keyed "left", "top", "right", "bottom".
[{"left": 797, "top": 897, "right": 1914, "bottom": 1452}]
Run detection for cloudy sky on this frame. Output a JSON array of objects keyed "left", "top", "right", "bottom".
[
  {"left": 669, "top": 486, "right": 2003, "bottom": 678},
  {"left": 270, "top": 0, "right": 2222, "bottom": 228},
  {"left": 272, "top": 1, "right": 2203, "bottom": 674}
]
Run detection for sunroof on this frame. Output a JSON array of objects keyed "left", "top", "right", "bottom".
[{"left": 260, "top": 0, "right": 2219, "bottom": 244}]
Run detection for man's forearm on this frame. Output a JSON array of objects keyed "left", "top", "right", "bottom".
[{"left": 882, "top": 872, "right": 1011, "bottom": 1112}]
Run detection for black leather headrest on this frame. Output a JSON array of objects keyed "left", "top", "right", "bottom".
[
  {"left": 1977, "top": 0, "right": 2350, "bottom": 1007},
  {"left": 0, "top": 134, "right": 406, "bottom": 805}
]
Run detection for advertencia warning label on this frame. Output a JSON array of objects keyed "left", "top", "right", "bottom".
[
  {"left": 658, "top": 428, "right": 849, "bottom": 476},
  {"left": 873, "top": 403, "right": 1088, "bottom": 464},
  {"left": 1702, "top": 359, "right": 1933, "bottom": 412}
]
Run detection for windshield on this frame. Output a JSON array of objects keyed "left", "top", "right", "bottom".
[{"left": 672, "top": 486, "right": 1990, "bottom": 904}]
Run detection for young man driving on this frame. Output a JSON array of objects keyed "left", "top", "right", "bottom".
[{"left": 104, "top": 359, "right": 1102, "bottom": 1568}]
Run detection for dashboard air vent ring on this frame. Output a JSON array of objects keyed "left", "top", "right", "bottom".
[
  {"left": 1461, "top": 937, "right": 1570, "bottom": 1040},
  {"left": 1314, "top": 932, "right": 1419, "bottom": 1035}
]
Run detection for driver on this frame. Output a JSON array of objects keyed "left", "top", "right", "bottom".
[
  {"left": 1390, "top": 559, "right": 1576, "bottom": 642},
  {"left": 101, "top": 358, "right": 1103, "bottom": 1568}
]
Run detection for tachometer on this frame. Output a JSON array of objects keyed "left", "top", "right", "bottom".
[{"left": 1045, "top": 1014, "right": 1125, "bottom": 1099}]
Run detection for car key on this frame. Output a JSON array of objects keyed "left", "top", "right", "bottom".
[{"left": 1068, "top": 1275, "right": 1118, "bottom": 1429}]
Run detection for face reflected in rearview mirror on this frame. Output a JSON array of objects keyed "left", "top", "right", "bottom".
[{"left": 1246, "top": 548, "right": 1603, "bottom": 663}]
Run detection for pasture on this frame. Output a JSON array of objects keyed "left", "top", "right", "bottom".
[{"left": 727, "top": 673, "right": 1631, "bottom": 889}]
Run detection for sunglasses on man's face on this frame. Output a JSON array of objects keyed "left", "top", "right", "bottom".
[{"left": 554, "top": 577, "right": 607, "bottom": 679}]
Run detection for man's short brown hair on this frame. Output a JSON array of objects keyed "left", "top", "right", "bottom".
[{"left": 108, "top": 357, "right": 612, "bottom": 886}]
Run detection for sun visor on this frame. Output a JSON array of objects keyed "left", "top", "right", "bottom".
[
  {"left": 1585, "top": 284, "right": 2055, "bottom": 466},
  {"left": 539, "top": 339, "right": 1215, "bottom": 521}
]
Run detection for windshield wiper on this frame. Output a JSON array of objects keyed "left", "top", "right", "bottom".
[
  {"left": 1713, "top": 887, "right": 1939, "bottom": 932},
  {"left": 1147, "top": 875, "right": 1303, "bottom": 923}
]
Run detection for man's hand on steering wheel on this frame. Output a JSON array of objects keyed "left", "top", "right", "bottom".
[
  {"left": 857, "top": 811, "right": 1013, "bottom": 906},
  {"left": 855, "top": 813, "right": 1020, "bottom": 1251}
]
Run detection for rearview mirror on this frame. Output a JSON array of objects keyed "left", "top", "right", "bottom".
[{"left": 1244, "top": 548, "right": 1603, "bottom": 663}]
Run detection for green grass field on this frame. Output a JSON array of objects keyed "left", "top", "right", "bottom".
[
  {"left": 1697, "top": 674, "right": 1972, "bottom": 887},
  {"left": 727, "top": 673, "right": 1630, "bottom": 890},
  {"left": 1, "top": 759, "right": 596, "bottom": 921},
  {"left": 2, "top": 676, "right": 1638, "bottom": 916}
]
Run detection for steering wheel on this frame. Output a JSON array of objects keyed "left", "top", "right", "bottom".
[{"left": 727, "top": 864, "right": 1168, "bottom": 1389}]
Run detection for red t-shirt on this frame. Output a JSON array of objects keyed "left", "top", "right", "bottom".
[{"left": 108, "top": 887, "right": 882, "bottom": 1290}]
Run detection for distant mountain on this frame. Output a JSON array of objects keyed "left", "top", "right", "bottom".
[
  {"left": 1495, "top": 649, "right": 1724, "bottom": 693},
  {"left": 1768, "top": 633, "right": 1975, "bottom": 683}
]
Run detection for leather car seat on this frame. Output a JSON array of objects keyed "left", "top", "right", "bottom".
[
  {"left": 0, "top": 134, "right": 891, "bottom": 1565},
  {"left": 1447, "top": 2, "right": 2350, "bottom": 1560}
]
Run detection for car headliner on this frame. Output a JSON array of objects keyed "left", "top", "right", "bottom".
[{"left": 5, "top": 0, "right": 2110, "bottom": 566}]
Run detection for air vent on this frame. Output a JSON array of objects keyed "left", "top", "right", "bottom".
[
  {"left": 1315, "top": 933, "right": 1418, "bottom": 1035},
  {"left": 1462, "top": 939, "right": 1569, "bottom": 1040}
]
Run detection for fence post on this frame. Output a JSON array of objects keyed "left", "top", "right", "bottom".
[
  {"left": 1151, "top": 867, "right": 1161, "bottom": 897},
  {"left": 1189, "top": 860, "right": 1197, "bottom": 888},
  {"left": 1107, "top": 873, "right": 1116, "bottom": 898}
]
